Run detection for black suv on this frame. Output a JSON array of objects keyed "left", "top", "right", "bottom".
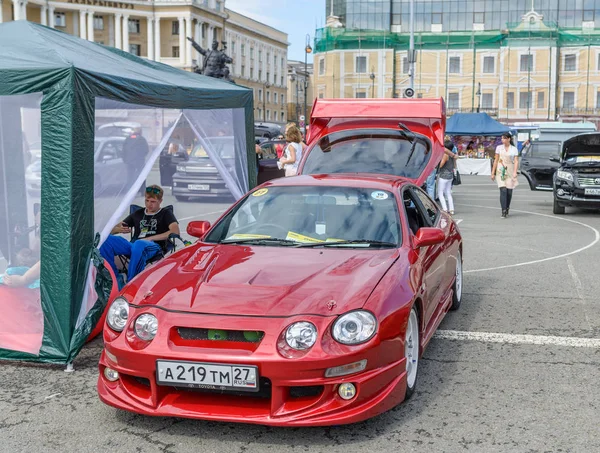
[
  {"left": 552, "top": 133, "right": 600, "bottom": 214},
  {"left": 520, "top": 140, "right": 562, "bottom": 191}
]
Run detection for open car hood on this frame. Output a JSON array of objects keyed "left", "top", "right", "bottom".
[
  {"left": 306, "top": 98, "right": 447, "bottom": 186},
  {"left": 562, "top": 133, "right": 600, "bottom": 160},
  {"left": 124, "top": 243, "right": 401, "bottom": 317}
]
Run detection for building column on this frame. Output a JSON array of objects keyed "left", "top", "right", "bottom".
[
  {"left": 115, "top": 13, "right": 122, "bottom": 50},
  {"left": 154, "top": 17, "right": 161, "bottom": 60},
  {"left": 208, "top": 25, "right": 213, "bottom": 45},
  {"left": 79, "top": 10, "right": 87, "bottom": 39},
  {"left": 185, "top": 17, "right": 193, "bottom": 67},
  {"left": 21, "top": 0, "right": 27, "bottom": 20},
  {"left": 87, "top": 10, "right": 94, "bottom": 41},
  {"left": 122, "top": 14, "right": 129, "bottom": 52},
  {"left": 40, "top": 5, "right": 47, "bottom": 25},
  {"left": 48, "top": 6, "right": 55, "bottom": 28},
  {"left": 147, "top": 17, "right": 154, "bottom": 60},
  {"left": 178, "top": 16, "right": 185, "bottom": 66},
  {"left": 0, "top": 0, "right": 3, "bottom": 23},
  {"left": 12, "top": 0, "right": 19, "bottom": 20},
  {"left": 195, "top": 20, "right": 203, "bottom": 67}
]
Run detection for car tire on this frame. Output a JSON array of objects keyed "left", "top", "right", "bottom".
[
  {"left": 404, "top": 306, "right": 420, "bottom": 400},
  {"left": 553, "top": 197, "right": 565, "bottom": 215},
  {"left": 175, "top": 195, "right": 190, "bottom": 202},
  {"left": 450, "top": 250, "right": 462, "bottom": 311}
]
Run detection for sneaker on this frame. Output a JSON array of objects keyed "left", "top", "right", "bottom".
[{"left": 501, "top": 210, "right": 507, "bottom": 218}]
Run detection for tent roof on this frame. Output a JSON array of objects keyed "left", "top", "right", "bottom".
[
  {"left": 0, "top": 21, "right": 251, "bottom": 108},
  {"left": 446, "top": 113, "right": 511, "bottom": 136}
]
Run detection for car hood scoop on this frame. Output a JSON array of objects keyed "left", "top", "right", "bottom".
[{"left": 128, "top": 244, "right": 400, "bottom": 317}]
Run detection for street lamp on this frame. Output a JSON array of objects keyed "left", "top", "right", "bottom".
[
  {"left": 475, "top": 82, "right": 482, "bottom": 113},
  {"left": 290, "top": 69, "right": 300, "bottom": 122},
  {"left": 263, "top": 82, "right": 270, "bottom": 121},
  {"left": 369, "top": 71, "right": 375, "bottom": 98},
  {"left": 304, "top": 34, "right": 312, "bottom": 133}
]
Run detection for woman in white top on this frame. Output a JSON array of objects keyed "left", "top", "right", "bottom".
[
  {"left": 279, "top": 125, "right": 303, "bottom": 177},
  {"left": 491, "top": 133, "right": 519, "bottom": 218}
]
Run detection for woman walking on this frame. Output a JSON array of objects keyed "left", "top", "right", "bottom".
[
  {"left": 279, "top": 125, "right": 303, "bottom": 176},
  {"left": 491, "top": 133, "right": 519, "bottom": 218},
  {"left": 437, "top": 140, "right": 456, "bottom": 215}
]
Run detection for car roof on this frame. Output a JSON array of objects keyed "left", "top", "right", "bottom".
[{"left": 258, "top": 173, "right": 415, "bottom": 191}]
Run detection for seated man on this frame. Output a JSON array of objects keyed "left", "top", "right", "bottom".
[{"left": 100, "top": 185, "right": 179, "bottom": 287}]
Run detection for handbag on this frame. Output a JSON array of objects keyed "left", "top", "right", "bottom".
[{"left": 453, "top": 169, "right": 461, "bottom": 186}]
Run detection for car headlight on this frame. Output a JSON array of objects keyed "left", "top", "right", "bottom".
[
  {"left": 285, "top": 322, "right": 317, "bottom": 350},
  {"left": 556, "top": 170, "right": 574, "bottom": 182},
  {"left": 134, "top": 314, "right": 158, "bottom": 341},
  {"left": 332, "top": 311, "right": 377, "bottom": 345},
  {"left": 106, "top": 297, "right": 130, "bottom": 332},
  {"left": 176, "top": 165, "right": 186, "bottom": 172}
]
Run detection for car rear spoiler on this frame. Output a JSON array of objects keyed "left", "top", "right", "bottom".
[{"left": 307, "top": 98, "right": 446, "bottom": 144}]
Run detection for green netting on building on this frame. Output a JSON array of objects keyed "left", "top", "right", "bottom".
[{"left": 315, "top": 23, "right": 600, "bottom": 53}]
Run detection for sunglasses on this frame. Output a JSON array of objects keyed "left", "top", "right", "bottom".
[{"left": 146, "top": 187, "right": 161, "bottom": 195}]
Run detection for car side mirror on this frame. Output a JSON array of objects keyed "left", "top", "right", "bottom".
[
  {"left": 413, "top": 227, "right": 445, "bottom": 248},
  {"left": 187, "top": 220, "right": 211, "bottom": 238},
  {"left": 549, "top": 157, "right": 560, "bottom": 163}
]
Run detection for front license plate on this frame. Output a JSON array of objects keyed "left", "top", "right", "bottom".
[
  {"left": 188, "top": 184, "right": 210, "bottom": 191},
  {"left": 156, "top": 360, "right": 258, "bottom": 391},
  {"left": 584, "top": 188, "right": 600, "bottom": 195}
]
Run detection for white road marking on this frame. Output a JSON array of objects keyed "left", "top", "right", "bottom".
[
  {"left": 456, "top": 204, "right": 600, "bottom": 273},
  {"left": 434, "top": 330, "right": 600, "bottom": 348},
  {"left": 567, "top": 257, "right": 592, "bottom": 332},
  {"left": 455, "top": 219, "right": 463, "bottom": 224},
  {"left": 45, "top": 393, "right": 62, "bottom": 400},
  {"left": 178, "top": 209, "right": 227, "bottom": 222}
]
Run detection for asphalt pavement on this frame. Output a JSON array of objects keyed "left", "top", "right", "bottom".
[{"left": 1, "top": 175, "right": 599, "bottom": 453}]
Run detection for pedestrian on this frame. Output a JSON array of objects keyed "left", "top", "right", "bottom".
[
  {"left": 491, "top": 133, "right": 519, "bottom": 218},
  {"left": 279, "top": 125, "right": 303, "bottom": 177},
  {"left": 437, "top": 139, "right": 456, "bottom": 215}
]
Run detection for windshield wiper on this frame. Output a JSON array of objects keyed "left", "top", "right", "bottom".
[
  {"left": 220, "top": 238, "right": 300, "bottom": 246},
  {"left": 296, "top": 240, "right": 397, "bottom": 248}
]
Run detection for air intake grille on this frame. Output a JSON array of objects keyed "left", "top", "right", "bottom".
[{"left": 177, "top": 327, "right": 264, "bottom": 343}]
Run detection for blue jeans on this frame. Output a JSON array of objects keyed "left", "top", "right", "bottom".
[
  {"left": 100, "top": 236, "right": 161, "bottom": 287},
  {"left": 426, "top": 169, "right": 436, "bottom": 199}
]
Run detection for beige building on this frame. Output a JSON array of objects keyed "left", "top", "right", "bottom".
[
  {"left": 0, "top": 0, "right": 288, "bottom": 123},
  {"left": 313, "top": 10, "right": 600, "bottom": 125}
]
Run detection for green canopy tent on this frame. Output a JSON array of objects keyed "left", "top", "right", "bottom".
[{"left": 0, "top": 21, "right": 255, "bottom": 364}]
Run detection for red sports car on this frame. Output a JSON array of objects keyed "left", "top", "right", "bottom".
[{"left": 98, "top": 172, "right": 463, "bottom": 426}]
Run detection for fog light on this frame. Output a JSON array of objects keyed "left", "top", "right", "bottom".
[
  {"left": 557, "top": 189, "right": 565, "bottom": 196},
  {"left": 338, "top": 383, "right": 356, "bottom": 400},
  {"left": 104, "top": 367, "right": 119, "bottom": 382}
]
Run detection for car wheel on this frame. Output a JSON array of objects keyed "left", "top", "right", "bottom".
[
  {"left": 450, "top": 250, "right": 462, "bottom": 310},
  {"left": 404, "top": 307, "right": 420, "bottom": 400},
  {"left": 175, "top": 195, "right": 190, "bottom": 202},
  {"left": 553, "top": 197, "right": 565, "bottom": 215}
]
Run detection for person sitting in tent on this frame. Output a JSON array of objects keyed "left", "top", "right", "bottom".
[
  {"left": 0, "top": 209, "right": 41, "bottom": 288},
  {"left": 100, "top": 185, "right": 179, "bottom": 287}
]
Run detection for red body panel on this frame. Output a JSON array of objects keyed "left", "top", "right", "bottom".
[{"left": 98, "top": 155, "right": 461, "bottom": 427}]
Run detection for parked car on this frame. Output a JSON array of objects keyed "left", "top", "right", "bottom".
[
  {"left": 96, "top": 122, "right": 142, "bottom": 138},
  {"left": 254, "top": 122, "right": 282, "bottom": 139},
  {"left": 520, "top": 140, "right": 562, "bottom": 190},
  {"left": 26, "top": 136, "right": 128, "bottom": 196},
  {"left": 298, "top": 98, "right": 446, "bottom": 189},
  {"left": 258, "top": 139, "right": 286, "bottom": 184},
  {"left": 552, "top": 133, "right": 600, "bottom": 214},
  {"left": 98, "top": 173, "right": 463, "bottom": 426}
]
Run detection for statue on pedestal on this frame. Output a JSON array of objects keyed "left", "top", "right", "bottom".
[{"left": 187, "top": 37, "right": 234, "bottom": 82}]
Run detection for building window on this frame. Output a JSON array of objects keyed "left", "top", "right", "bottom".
[
  {"left": 319, "top": 58, "right": 325, "bottom": 75},
  {"left": 449, "top": 57, "right": 461, "bottom": 74},
  {"left": 563, "top": 91, "right": 575, "bottom": 109},
  {"left": 537, "top": 92, "right": 545, "bottom": 109},
  {"left": 355, "top": 91, "right": 367, "bottom": 98},
  {"left": 172, "top": 46, "right": 179, "bottom": 58},
  {"left": 584, "top": 10, "right": 595, "bottom": 21},
  {"left": 274, "top": 93, "right": 278, "bottom": 104},
  {"left": 266, "top": 91, "right": 270, "bottom": 103},
  {"left": 266, "top": 110, "right": 271, "bottom": 120},
  {"left": 241, "top": 65, "right": 245, "bottom": 77},
  {"left": 274, "top": 55, "right": 277, "bottom": 66},
  {"left": 474, "top": 12, "right": 485, "bottom": 23},
  {"left": 281, "top": 57, "right": 285, "bottom": 69},
  {"left": 506, "top": 92, "right": 515, "bottom": 109},
  {"left": 432, "top": 13, "right": 442, "bottom": 24},
  {"left": 483, "top": 56, "right": 495, "bottom": 74},
  {"left": 128, "top": 19, "right": 140, "bottom": 34},
  {"left": 250, "top": 47, "right": 254, "bottom": 60},
  {"left": 267, "top": 72, "right": 270, "bottom": 82},
  {"left": 258, "top": 69, "right": 262, "bottom": 81},
  {"left": 281, "top": 76, "right": 284, "bottom": 86},
  {"left": 356, "top": 56, "right": 367, "bottom": 73},
  {"left": 564, "top": 54, "right": 577, "bottom": 72},
  {"left": 520, "top": 54, "right": 533, "bottom": 72},
  {"left": 519, "top": 91, "right": 532, "bottom": 109},
  {"left": 93, "top": 16, "right": 104, "bottom": 30},
  {"left": 402, "top": 57, "right": 409, "bottom": 74},
  {"left": 481, "top": 93, "right": 493, "bottom": 109},
  {"left": 241, "top": 44, "right": 245, "bottom": 56},
  {"left": 129, "top": 44, "right": 141, "bottom": 56},
  {"left": 596, "top": 91, "right": 600, "bottom": 108},
  {"left": 259, "top": 50, "right": 263, "bottom": 62},
  {"left": 258, "top": 89, "right": 263, "bottom": 101},
  {"left": 319, "top": 92, "right": 324, "bottom": 99},
  {"left": 54, "top": 12, "right": 66, "bottom": 27},
  {"left": 447, "top": 92, "right": 459, "bottom": 109},
  {"left": 172, "top": 21, "right": 179, "bottom": 35},
  {"left": 281, "top": 112, "right": 285, "bottom": 121},
  {"left": 281, "top": 95, "right": 285, "bottom": 104},
  {"left": 267, "top": 52, "right": 270, "bottom": 63}
]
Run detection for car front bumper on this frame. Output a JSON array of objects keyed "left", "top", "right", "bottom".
[
  {"left": 554, "top": 187, "right": 600, "bottom": 209},
  {"left": 97, "top": 310, "right": 407, "bottom": 427}
]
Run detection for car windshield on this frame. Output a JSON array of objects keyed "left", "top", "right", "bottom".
[
  {"left": 302, "top": 129, "right": 431, "bottom": 179},
  {"left": 191, "top": 137, "right": 235, "bottom": 160},
  {"left": 204, "top": 185, "right": 401, "bottom": 248}
]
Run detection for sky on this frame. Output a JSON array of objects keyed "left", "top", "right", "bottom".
[{"left": 226, "top": 0, "right": 326, "bottom": 62}]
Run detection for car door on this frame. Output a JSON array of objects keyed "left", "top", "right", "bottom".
[
  {"left": 520, "top": 141, "right": 561, "bottom": 190},
  {"left": 410, "top": 187, "right": 448, "bottom": 326},
  {"left": 97, "top": 140, "right": 126, "bottom": 192},
  {"left": 258, "top": 141, "right": 285, "bottom": 184}
]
